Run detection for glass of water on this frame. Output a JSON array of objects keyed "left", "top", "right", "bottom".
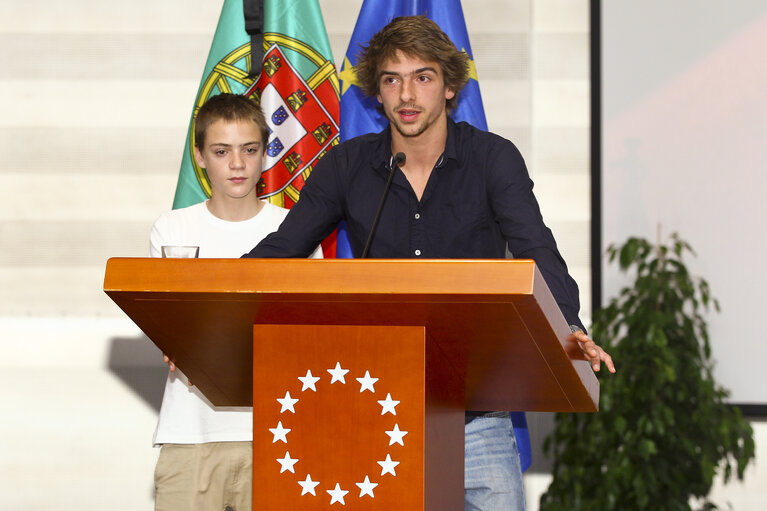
[{"left": 161, "top": 246, "right": 200, "bottom": 258}]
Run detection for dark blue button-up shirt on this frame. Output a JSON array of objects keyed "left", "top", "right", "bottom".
[{"left": 244, "top": 119, "right": 583, "bottom": 329}]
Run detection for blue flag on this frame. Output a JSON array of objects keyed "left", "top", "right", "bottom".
[{"left": 337, "top": 0, "right": 531, "bottom": 471}]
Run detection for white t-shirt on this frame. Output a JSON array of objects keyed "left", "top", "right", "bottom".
[{"left": 149, "top": 200, "right": 321, "bottom": 445}]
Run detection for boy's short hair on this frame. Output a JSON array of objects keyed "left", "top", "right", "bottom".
[
  {"left": 355, "top": 15, "right": 470, "bottom": 113},
  {"left": 194, "top": 93, "right": 269, "bottom": 148}
]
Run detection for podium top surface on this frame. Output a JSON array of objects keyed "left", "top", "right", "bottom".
[
  {"left": 104, "top": 258, "right": 598, "bottom": 411},
  {"left": 106, "top": 257, "right": 536, "bottom": 296}
]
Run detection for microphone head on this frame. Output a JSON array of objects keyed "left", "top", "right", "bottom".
[{"left": 394, "top": 152, "right": 406, "bottom": 166}]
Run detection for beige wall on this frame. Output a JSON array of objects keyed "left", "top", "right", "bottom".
[{"left": 1, "top": 0, "right": 760, "bottom": 509}]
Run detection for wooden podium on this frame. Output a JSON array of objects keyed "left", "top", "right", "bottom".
[{"left": 104, "top": 258, "right": 598, "bottom": 510}]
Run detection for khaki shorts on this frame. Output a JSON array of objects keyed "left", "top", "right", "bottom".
[{"left": 154, "top": 442, "right": 252, "bottom": 511}]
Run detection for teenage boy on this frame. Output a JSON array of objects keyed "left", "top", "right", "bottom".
[
  {"left": 244, "top": 16, "right": 614, "bottom": 511},
  {"left": 149, "top": 93, "right": 321, "bottom": 511}
]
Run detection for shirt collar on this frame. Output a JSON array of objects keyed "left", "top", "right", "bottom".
[
  {"left": 371, "top": 126, "right": 394, "bottom": 171},
  {"left": 443, "top": 117, "right": 458, "bottom": 164},
  {"left": 372, "top": 117, "right": 459, "bottom": 171}
]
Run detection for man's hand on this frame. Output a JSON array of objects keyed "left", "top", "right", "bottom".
[{"left": 566, "top": 330, "right": 616, "bottom": 373}]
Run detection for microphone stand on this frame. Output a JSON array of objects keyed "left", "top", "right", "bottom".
[{"left": 361, "top": 152, "right": 405, "bottom": 258}]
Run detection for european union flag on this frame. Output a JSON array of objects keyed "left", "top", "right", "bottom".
[{"left": 336, "top": 0, "right": 532, "bottom": 472}]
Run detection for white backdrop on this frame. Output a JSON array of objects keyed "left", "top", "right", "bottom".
[{"left": 601, "top": 0, "right": 767, "bottom": 405}]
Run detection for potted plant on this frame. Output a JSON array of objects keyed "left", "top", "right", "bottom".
[{"left": 540, "top": 233, "right": 755, "bottom": 510}]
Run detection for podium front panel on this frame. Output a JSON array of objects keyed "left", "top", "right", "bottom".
[{"left": 252, "top": 324, "right": 464, "bottom": 510}]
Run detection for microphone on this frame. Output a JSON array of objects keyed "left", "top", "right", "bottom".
[{"left": 361, "top": 152, "right": 406, "bottom": 258}]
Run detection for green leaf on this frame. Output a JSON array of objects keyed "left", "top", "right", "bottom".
[
  {"left": 541, "top": 233, "right": 755, "bottom": 511},
  {"left": 615, "top": 416, "right": 627, "bottom": 434},
  {"left": 639, "top": 439, "right": 658, "bottom": 459},
  {"left": 619, "top": 238, "right": 641, "bottom": 270}
]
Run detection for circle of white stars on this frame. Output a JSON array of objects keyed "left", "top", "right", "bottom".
[{"left": 268, "top": 362, "right": 409, "bottom": 505}]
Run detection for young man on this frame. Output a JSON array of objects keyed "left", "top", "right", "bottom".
[
  {"left": 150, "top": 93, "right": 320, "bottom": 511},
  {"left": 244, "top": 16, "right": 614, "bottom": 510}
]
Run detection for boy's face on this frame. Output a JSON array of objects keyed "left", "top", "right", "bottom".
[
  {"left": 376, "top": 50, "right": 455, "bottom": 139},
  {"left": 194, "top": 119, "right": 266, "bottom": 202}
]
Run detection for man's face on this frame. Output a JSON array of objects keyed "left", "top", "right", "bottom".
[
  {"left": 376, "top": 50, "right": 455, "bottom": 139},
  {"left": 194, "top": 119, "right": 266, "bottom": 202}
]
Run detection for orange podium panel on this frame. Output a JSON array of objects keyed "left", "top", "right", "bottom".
[{"left": 252, "top": 324, "right": 464, "bottom": 510}]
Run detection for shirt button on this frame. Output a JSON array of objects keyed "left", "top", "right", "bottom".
[
  {"left": 414, "top": 249, "right": 421, "bottom": 256},
  {"left": 414, "top": 213, "right": 420, "bottom": 220}
]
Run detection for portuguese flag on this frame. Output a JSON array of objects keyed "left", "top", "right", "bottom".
[{"left": 172, "top": 0, "right": 340, "bottom": 215}]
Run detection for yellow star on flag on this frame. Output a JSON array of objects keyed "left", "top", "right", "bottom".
[
  {"left": 462, "top": 49, "right": 478, "bottom": 82},
  {"left": 339, "top": 56, "right": 359, "bottom": 96}
]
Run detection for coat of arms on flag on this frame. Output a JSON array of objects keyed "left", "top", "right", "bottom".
[{"left": 244, "top": 43, "right": 339, "bottom": 208}]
